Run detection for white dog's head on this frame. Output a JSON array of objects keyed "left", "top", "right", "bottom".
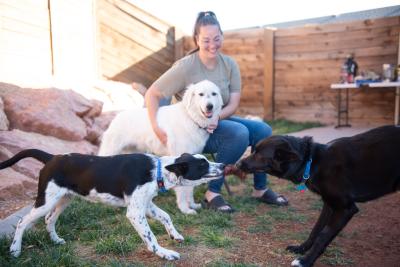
[{"left": 183, "top": 80, "right": 223, "bottom": 128}]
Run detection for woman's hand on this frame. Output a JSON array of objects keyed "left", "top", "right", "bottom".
[
  {"left": 207, "top": 115, "right": 219, "bottom": 133},
  {"left": 154, "top": 125, "right": 168, "bottom": 145},
  {"left": 145, "top": 84, "right": 168, "bottom": 145}
]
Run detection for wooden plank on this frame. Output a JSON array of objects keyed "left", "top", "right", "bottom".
[
  {"left": 104, "top": 0, "right": 173, "bottom": 34},
  {"left": 275, "top": 16, "right": 400, "bottom": 37},
  {"left": 1, "top": 16, "right": 49, "bottom": 37},
  {"left": 224, "top": 27, "right": 265, "bottom": 38},
  {"left": 100, "top": 49, "right": 165, "bottom": 80},
  {"left": 275, "top": 35, "right": 398, "bottom": 54},
  {"left": 0, "top": 2, "right": 49, "bottom": 28},
  {"left": 263, "top": 28, "right": 274, "bottom": 120},
  {"left": 275, "top": 26, "right": 400, "bottom": 46},
  {"left": 274, "top": 55, "right": 396, "bottom": 70},
  {"left": 275, "top": 45, "right": 397, "bottom": 61},
  {"left": 98, "top": 0, "right": 174, "bottom": 48},
  {"left": 100, "top": 25, "right": 173, "bottom": 69}
]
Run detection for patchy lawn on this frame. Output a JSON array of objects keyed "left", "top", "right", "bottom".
[{"left": 1, "top": 120, "right": 399, "bottom": 266}]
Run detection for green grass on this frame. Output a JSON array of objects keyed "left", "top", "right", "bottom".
[
  {"left": 269, "top": 119, "right": 323, "bottom": 135},
  {"left": 321, "top": 246, "right": 354, "bottom": 266},
  {"left": 0, "top": 119, "right": 323, "bottom": 266},
  {"left": 207, "top": 260, "right": 259, "bottom": 267}
]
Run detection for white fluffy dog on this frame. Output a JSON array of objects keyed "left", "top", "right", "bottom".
[{"left": 98, "top": 80, "right": 223, "bottom": 214}]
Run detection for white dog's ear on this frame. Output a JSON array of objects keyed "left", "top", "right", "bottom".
[{"left": 183, "top": 84, "right": 195, "bottom": 110}]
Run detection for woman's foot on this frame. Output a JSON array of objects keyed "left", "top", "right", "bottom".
[
  {"left": 252, "top": 188, "right": 289, "bottom": 206},
  {"left": 203, "top": 191, "right": 235, "bottom": 213}
]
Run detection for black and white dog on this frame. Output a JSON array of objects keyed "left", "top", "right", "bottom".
[{"left": 0, "top": 149, "right": 224, "bottom": 260}]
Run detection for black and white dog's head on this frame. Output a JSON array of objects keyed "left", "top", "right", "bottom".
[
  {"left": 164, "top": 153, "right": 224, "bottom": 186},
  {"left": 237, "top": 135, "right": 313, "bottom": 184}
]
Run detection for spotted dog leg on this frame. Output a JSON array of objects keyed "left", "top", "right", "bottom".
[
  {"left": 127, "top": 186, "right": 180, "bottom": 260},
  {"left": 146, "top": 201, "right": 184, "bottom": 242},
  {"left": 45, "top": 195, "right": 72, "bottom": 244},
  {"left": 10, "top": 185, "right": 68, "bottom": 257}
]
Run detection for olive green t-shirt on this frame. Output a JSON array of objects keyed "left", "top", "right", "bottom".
[{"left": 153, "top": 52, "right": 241, "bottom": 106}]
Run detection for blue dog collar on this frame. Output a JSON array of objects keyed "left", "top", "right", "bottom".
[
  {"left": 302, "top": 158, "right": 312, "bottom": 180},
  {"left": 157, "top": 158, "right": 167, "bottom": 193},
  {"left": 296, "top": 158, "right": 312, "bottom": 192}
]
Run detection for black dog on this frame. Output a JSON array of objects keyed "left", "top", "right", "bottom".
[{"left": 237, "top": 125, "right": 400, "bottom": 267}]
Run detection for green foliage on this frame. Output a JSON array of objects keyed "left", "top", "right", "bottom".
[{"left": 268, "top": 119, "right": 322, "bottom": 135}]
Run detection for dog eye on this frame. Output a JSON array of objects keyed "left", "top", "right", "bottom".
[
  {"left": 199, "top": 93, "right": 204, "bottom": 96},
  {"left": 212, "top": 92, "right": 217, "bottom": 96}
]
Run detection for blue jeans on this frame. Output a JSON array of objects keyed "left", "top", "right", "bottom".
[{"left": 203, "top": 116, "right": 272, "bottom": 193}]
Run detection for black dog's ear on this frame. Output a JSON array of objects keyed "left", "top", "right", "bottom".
[
  {"left": 274, "top": 148, "right": 301, "bottom": 162},
  {"left": 165, "top": 162, "right": 188, "bottom": 176}
]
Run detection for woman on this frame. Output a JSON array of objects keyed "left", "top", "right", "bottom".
[{"left": 145, "top": 11, "right": 288, "bottom": 212}]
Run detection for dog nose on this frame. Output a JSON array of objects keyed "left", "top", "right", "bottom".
[{"left": 206, "top": 103, "right": 213, "bottom": 111}]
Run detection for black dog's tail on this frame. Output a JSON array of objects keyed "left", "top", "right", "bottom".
[{"left": 0, "top": 149, "right": 54, "bottom": 170}]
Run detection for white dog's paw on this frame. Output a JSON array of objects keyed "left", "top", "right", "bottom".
[
  {"left": 157, "top": 247, "right": 180, "bottom": 260},
  {"left": 180, "top": 208, "right": 198, "bottom": 215},
  {"left": 291, "top": 258, "right": 304, "bottom": 267},
  {"left": 171, "top": 232, "right": 184, "bottom": 243},
  {"left": 190, "top": 202, "right": 202, "bottom": 210},
  {"left": 10, "top": 246, "right": 21, "bottom": 258},
  {"left": 54, "top": 237, "right": 66, "bottom": 245}
]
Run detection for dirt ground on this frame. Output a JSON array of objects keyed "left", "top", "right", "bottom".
[{"left": 1, "top": 178, "right": 399, "bottom": 266}]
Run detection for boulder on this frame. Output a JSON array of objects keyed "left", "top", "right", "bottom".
[
  {"left": 0, "top": 168, "right": 37, "bottom": 200},
  {"left": 0, "top": 129, "right": 97, "bottom": 179},
  {"left": 0, "top": 82, "right": 103, "bottom": 142},
  {"left": 0, "top": 97, "right": 9, "bottom": 130}
]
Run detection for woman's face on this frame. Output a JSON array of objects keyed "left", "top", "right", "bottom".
[{"left": 196, "top": 25, "right": 223, "bottom": 59}]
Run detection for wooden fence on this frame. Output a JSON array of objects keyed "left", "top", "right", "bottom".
[
  {"left": 182, "top": 16, "right": 400, "bottom": 125},
  {"left": 0, "top": 0, "right": 52, "bottom": 84},
  {"left": 97, "top": 0, "right": 177, "bottom": 87},
  {"left": 1, "top": 0, "right": 399, "bottom": 125},
  {"left": 273, "top": 16, "right": 400, "bottom": 126}
]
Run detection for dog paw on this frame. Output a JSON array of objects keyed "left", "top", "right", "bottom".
[
  {"left": 181, "top": 208, "right": 197, "bottom": 215},
  {"left": 286, "top": 245, "right": 307, "bottom": 254},
  {"left": 10, "top": 248, "right": 21, "bottom": 258},
  {"left": 291, "top": 257, "right": 311, "bottom": 267},
  {"left": 190, "top": 203, "right": 202, "bottom": 210},
  {"left": 157, "top": 248, "right": 180, "bottom": 260},
  {"left": 171, "top": 233, "right": 184, "bottom": 243},
  {"left": 54, "top": 238, "right": 66, "bottom": 245}
]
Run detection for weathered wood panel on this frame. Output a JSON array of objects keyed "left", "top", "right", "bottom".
[
  {"left": 274, "top": 16, "right": 400, "bottom": 126},
  {"left": 50, "top": 0, "right": 97, "bottom": 83},
  {"left": 97, "top": 0, "right": 176, "bottom": 87},
  {"left": 0, "top": 0, "right": 52, "bottom": 85}
]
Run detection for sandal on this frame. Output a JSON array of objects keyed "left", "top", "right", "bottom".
[
  {"left": 202, "top": 195, "right": 235, "bottom": 213},
  {"left": 256, "top": 189, "right": 289, "bottom": 206}
]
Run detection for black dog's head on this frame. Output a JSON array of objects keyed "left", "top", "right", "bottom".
[
  {"left": 165, "top": 153, "right": 224, "bottom": 186},
  {"left": 237, "top": 135, "right": 313, "bottom": 184}
]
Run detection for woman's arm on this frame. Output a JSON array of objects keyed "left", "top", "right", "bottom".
[
  {"left": 220, "top": 92, "right": 241, "bottom": 119},
  {"left": 145, "top": 84, "right": 168, "bottom": 145}
]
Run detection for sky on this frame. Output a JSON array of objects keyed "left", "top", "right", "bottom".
[{"left": 130, "top": 0, "right": 399, "bottom": 34}]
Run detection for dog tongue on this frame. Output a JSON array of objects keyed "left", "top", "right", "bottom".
[{"left": 205, "top": 111, "right": 213, "bottom": 118}]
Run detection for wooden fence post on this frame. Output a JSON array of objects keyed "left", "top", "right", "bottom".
[
  {"left": 263, "top": 27, "right": 275, "bottom": 120},
  {"left": 174, "top": 27, "right": 185, "bottom": 61}
]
